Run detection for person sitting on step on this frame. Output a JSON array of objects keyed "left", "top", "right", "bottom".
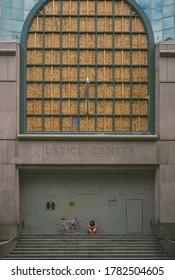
[{"left": 87, "top": 220, "right": 97, "bottom": 235}]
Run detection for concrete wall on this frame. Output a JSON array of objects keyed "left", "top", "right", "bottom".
[
  {"left": 0, "top": 42, "right": 19, "bottom": 241},
  {"left": 0, "top": 40, "right": 175, "bottom": 256},
  {"left": 157, "top": 42, "right": 175, "bottom": 243}
]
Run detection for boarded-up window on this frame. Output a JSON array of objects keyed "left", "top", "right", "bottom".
[{"left": 22, "top": 0, "right": 153, "bottom": 133}]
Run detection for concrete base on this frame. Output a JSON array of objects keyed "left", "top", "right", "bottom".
[
  {"left": 0, "top": 240, "right": 17, "bottom": 258},
  {"left": 156, "top": 223, "right": 175, "bottom": 257},
  {"left": 0, "top": 223, "right": 19, "bottom": 240}
]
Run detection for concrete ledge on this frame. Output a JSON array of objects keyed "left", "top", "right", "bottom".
[
  {"left": 0, "top": 49, "right": 16, "bottom": 56},
  {"left": 160, "top": 50, "right": 175, "bottom": 57},
  {"left": 18, "top": 134, "right": 158, "bottom": 141}
]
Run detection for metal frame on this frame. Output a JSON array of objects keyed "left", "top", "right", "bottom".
[{"left": 20, "top": 0, "right": 155, "bottom": 134}]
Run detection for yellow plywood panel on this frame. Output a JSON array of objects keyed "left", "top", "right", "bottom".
[
  {"left": 114, "top": 83, "right": 130, "bottom": 98},
  {"left": 132, "top": 117, "right": 148, "bottom": 131},
  {"left": 97, "top": 117, "right": 113, "bottom": 131},
  {"left": 115, "top": 67, "right": 130, "bottom": 82},
  {"left": 114, "top": 34, "right": 130, "bottom": 48},
  {"left": 61, "top": 50, "right": 78, "bottom": 64},
  {"left": 132, "top": 51, "right": 148, "bottom": 65},
  {"left": 80, "top": 83, "right": 96, "bottom": 98},
  {"left": 62, "top": 33, "right": 78, "bottom": 48},
  {"left": 132, "top": 34, "right": 148, "bottom": 48},
  {"left": 132, "top": 84, "right": 148, "bottom": 98},
  {"left": 44, "top": 50, "right": 60, "bottom": 64},
  {"left": 62, "top": 83, "right": 78, "bottom": 98},
  {"left": 44, "top": 83, "right": 60, "bottom": 98},
  {"left": 114, "top": 51, "right": 130, "bottom": 65},
  {"left": 79, "top": 34, "right": 96, "bottom": 48},
  {"left": 61, "top": 67, "right": 78, "bottom": 81},
  {"left": 62, "top": 0, "right": 78, "bottom": 14},
  {"left": 115, "top": 100, "right": 130, "bottom": 115},
  {"left": 80, "top": 0, "right": 95, "bottom": 15},
  {"left": 115, "top": 117, "right": 131, "bottom": 131},
  {"left": 97, "top": 17, "right": 113, "bottom": 32},
  {"left": 27, "top": 50, "right": 43, "bottom": 64},
  {"left": 26, "top": 116, "right": 42, "bottom": 131},
  {"left": 132, "top": 67, "right": 148, "bottom": 81},
  {"left": 62, "top": 17, "right": 78, "bottom": 31},
  {"left": 97, "top": 100, "right": 113, "bottom": 114},
  {"left": 44, "top": 17, "right": 60, "bottom": 31},
  {"left": 26, "top": 83, "right": 43, "bottom": 98},
  {"left": 97, "top": 0, "right": 113, "bottom": 15},
  {"left": 114, "top": 17, "right": 130, "bottom": 32},
  {"left": 62, "top": 117, "right": 72, "bottom": 131},
  {"left": 44, "top": 117, "right": 60, "bottom": 131},
  {"left": 45, "top": 0, "right": 53, "bottom": 14},
  {"left": 26, "top": 100, "right": 42, "bottom": 115},
  {"left": 44, "top": 33, "right": 60, "bottom": 48},
  {"left": 30, "top": 16, "right": 43, "bottom": 31},
  {"left": 44, "top": 66, "right": 60, "bottom": 81},
  {"left": 27, "top": 33, "right": 43, "bottom": 48},
  {"left": 132, "top": 17, "right": 145, "bottom": 32},
  {"left": 62, "top": 100, "right": 78, "bottom": 114},
  {"left": 80, "top": 117, "right": 95, "bottom": 131},
  {"left": 44, "top": 100, "right": 60, "bottom": 114},
  {"left": 132, "top": 100, "right": 148, "bottom": 115},
  {"left": 27, "top": 67, "right": 43, "bottom": 81},
  {"left": 79, "top": 50, "right": 95, "bottom": 64},
  {"left": 80, "top": 17, "right": 95, "bottom": 32},
  {"left": 114, "top": 0, "right": 131, "bottom": 15}
]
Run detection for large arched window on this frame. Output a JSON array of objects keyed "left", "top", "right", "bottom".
[{"left": 20, "top": 0, "right": 154, "bottom": 134}]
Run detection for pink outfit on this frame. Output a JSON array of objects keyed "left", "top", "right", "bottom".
[{"left": 87, "top": 223, "right": 97, "bottom": 235}]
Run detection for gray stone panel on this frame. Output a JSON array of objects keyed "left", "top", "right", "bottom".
[
  {"left": 0, "top": 141, "right": 8, "bottom": 163},
  {"left": 7, "top": 56, "right": 16, "bottom": 81},
  {"left": 0, "top": 82, "right": 17, "bottom": 139},
  {"left": 0, "top": 164, "right": 18, "bottom": 224},
  {"left": 0, "top": 42, "right": 17, "bottom": 81},
  {"left": 167, "top": 58, "right": 175, "bottom": 82},
  {"left": 14, "top": 141, "right": 158, "bottom": 165},
  {"left": 168, "top": 142, "right": 175, "bottom": 164},
  {"left": 159, "top": 57, "right": 168, "bottom": 82},
  {"left": 159, "top": 83, "right": 175, "bottom": 140},
  {"left": 159, "top": 165, "right": 175, "bottom": 223},
  {"left": 0, "top": 56, "right": 8, "bottom": 80},
  {"left": 157, "top": 141, "right": 168, "bottom": 164},
  {"left": 159, "top": 43, "right": 175, "bottom": 82}
]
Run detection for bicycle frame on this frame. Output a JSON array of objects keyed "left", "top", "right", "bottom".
[
  {"left": 55, "top": 217, "right": 83, "bottom": 234},
  {"left": 62, "top": 218, "right": 76, "bottom": 230}
]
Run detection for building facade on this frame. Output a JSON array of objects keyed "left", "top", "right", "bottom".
[{"left": 0, "top": 0, "right": 175, "bottom": 257}]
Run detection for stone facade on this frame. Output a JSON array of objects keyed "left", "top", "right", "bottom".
[{"left": 0, "top": 40, "right": 175, "bottom": 256}]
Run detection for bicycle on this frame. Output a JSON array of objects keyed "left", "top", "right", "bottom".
[{"left": 55, "top": 217, "right": 83, "bottom": 234}]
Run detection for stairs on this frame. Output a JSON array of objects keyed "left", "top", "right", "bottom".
[{"left": 2, "top": 234, "right": 174, "bottom": 260}]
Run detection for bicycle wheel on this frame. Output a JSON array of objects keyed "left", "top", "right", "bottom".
[
  {"left": 55, "top": 223, "right": 65, "bottom": 233},
  {"left": 72, "top": 223, "right": 83, "bottom": 233}
]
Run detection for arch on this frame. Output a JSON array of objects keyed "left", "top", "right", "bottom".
[{"left": 20, "top": 0, "right": 155, "bottom": 134}]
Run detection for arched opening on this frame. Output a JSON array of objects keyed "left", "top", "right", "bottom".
[{"left": 20, "top": 0, "right": 155, "bottom": 134}]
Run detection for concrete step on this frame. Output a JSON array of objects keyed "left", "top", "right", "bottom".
[
  {"left": 4, "top": 253, "right": 172, "bottom": 260},
  {"left": 2, "top": 234, "right": 174, "bottom": 260}
]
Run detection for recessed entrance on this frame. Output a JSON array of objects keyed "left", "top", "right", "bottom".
[{"left": 20, "top": 170, "right": 155, "bottom": 234}]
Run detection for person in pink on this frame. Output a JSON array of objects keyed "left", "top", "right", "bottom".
[{"left": 87, "top": 220, "right": 97, "bottom": 235}]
